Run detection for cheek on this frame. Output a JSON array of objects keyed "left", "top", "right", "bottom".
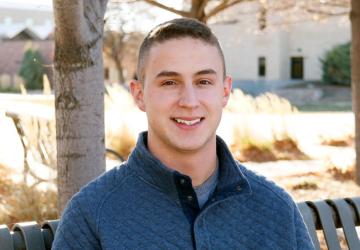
[
  {"left": 144, "top": 91, "right": 173, "bottom": 112},
  {"left": 151, "top": 89, "right": 179, "bottom": 103},
  {"left": 199, "top": 89, "right": 224, "bottom": 105}
]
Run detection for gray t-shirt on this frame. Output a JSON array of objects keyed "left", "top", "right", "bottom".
[{"left": 194, "top": 161, "right": 219, "bottom": 209}]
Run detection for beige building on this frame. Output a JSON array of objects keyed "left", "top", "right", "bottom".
[
  {"left": 211, "top": 13, "right": 350, "bottom": 94},
  {"left": 0, "top": 3, "right": 350, "bottom": 92}
]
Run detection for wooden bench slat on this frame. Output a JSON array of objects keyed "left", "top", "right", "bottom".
[
  {"left": 329, "top": 199, "right": 360, "bottom": 249},
  {"left": 310, "top": 200, "right": 342, "bottom": 250},
  {"left": 298, "top": 202, "right": 321, "bottom": 250}
]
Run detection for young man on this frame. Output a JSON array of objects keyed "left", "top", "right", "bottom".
[{"left": 53, "top": 18, "right": 314, "bottom": 249}]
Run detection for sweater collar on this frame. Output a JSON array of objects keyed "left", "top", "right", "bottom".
[{"left": 127, "top": 132, "right": 251, "bottom": 203}]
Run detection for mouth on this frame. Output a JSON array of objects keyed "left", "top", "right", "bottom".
[{"left": 172, "top": 117, "right": 204, "bottom": 126}]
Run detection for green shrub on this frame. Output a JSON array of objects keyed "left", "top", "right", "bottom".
[
  {"left": 321, "top": 42, "right": 351, "bottom": 85},
  {"left": 18, "top": 49, "right": 44, "bottom": 90}
]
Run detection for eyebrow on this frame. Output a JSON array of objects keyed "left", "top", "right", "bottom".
[
  {"left": 155, "top": 71, "right": 180, "bottom": 78},
  {"left": 194, "top": 69, "right": 217, "bottom": 76},
  {"left": 155, "top": 69, "right": 217, "bottom": 79}
]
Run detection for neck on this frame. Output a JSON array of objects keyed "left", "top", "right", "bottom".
[{"left": 147, "top": 134, "right": 217, "bottom": 187}]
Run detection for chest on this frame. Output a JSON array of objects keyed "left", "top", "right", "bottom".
[{"left": 97, "top": 196, "right": 296, "bottom": 250}]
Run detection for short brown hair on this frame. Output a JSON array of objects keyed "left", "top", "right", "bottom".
[{"left": 136, "top": 18, "right": 226, "bottom": 81}]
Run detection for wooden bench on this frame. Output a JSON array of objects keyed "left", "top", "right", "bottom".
[{"left": 1, "top": 197, "right": 359, "bottom": 249}]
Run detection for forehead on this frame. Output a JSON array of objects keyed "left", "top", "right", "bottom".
[
  {"left": 144, "top": 38, "right": 223, "bottom": 78},
  {"left": 148, "top": 38, "right": 220, "bottom": 60}
]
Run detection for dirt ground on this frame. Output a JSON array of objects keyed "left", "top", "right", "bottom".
[{"left": 273, "top": 169, "right": 360, "bottom": 201}]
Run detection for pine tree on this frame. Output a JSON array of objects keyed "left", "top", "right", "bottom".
[{"left": 18, "top": 49, "right": 44, "bottom": 90}]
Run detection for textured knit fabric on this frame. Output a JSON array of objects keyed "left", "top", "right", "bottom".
[
  {"left": 52, "top": 132, "right": 315, "bottom": 250},
  {"left": 194, "top": 164, "right": 218, "bottom": 208}
]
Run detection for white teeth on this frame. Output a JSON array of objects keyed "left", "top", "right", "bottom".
[{"left": 174, "top": 118, "right": 201, "bottom": 125}]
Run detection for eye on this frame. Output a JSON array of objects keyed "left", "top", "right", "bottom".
[
  {"left": 198, "top": 79, "right": 212, "bottom": 85},
  {"left": 162, "top": 80, "right": 177, "bottom": 86}
]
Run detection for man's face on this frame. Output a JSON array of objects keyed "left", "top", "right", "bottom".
[{"left": 131, "top": 37, "right": 232, "bottom": 154}]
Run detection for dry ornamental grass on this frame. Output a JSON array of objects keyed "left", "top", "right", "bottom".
[{"left": 0, "top": 163, "right": 58, "bottom": 227}]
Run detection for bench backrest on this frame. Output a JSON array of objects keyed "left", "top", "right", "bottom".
[
  {"left": 298, "top": 197, "right": 360, "bottom": 250},
  {"left": 0, "top": 220, "right": 58, "bottom": 250},
  {"left": 1, "top": 197, "right": 360, "bottom": 249}
]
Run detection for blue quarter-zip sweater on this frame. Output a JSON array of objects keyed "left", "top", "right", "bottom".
[{"left": 53, "top": 132, "right": 314, "bottom": 249}]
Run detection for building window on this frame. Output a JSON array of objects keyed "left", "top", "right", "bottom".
[
  {"left": 104, "top": 68, "right": 109, "bottom": 80},
  {"left": 258, "top": 57, "right": 266, "bottom": 77},
  {"left": 291, "top": 57, "right": 303, "bottom": 79}
]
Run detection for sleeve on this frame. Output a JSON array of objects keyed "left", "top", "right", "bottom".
[
  {"left": 293, "top": 203, "right": 316, "bottom": 250},
  {"left": 52, "top": 197, "right": 101, "bottom": 250}
]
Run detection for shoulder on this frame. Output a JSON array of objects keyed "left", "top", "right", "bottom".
[
  {"left": 237, "top": 162, "right": 295, "bottom": 210},
  {"left": 54, "top": 163, "right": 133, "bottom": 248},
  {"left": 74, "top": 162, "right": 132, "bottom": 209},
  {"left": 60, "top": 162, "right": 133, "bottom": 228}
]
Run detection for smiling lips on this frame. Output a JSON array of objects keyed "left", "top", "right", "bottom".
[{"left": 172, "top": 117, "right": 204, "bottom": 127}]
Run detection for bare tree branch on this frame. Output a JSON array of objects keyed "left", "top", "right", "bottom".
[
  {"left": 205, "top": 0, "right": 252, "bottom": 22},
  {"left": 142, "top": 0, "right": 190, "bottom": 17},
  {"left": 197, "top": 0, "right": 210, "bottom": 18}
]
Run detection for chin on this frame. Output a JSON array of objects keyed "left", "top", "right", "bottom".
[{"left": 170, "top": 137, "right": 210, "bottom": 153}]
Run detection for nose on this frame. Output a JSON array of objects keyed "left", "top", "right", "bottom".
[{"left": 178, "top": 84, "right": 200, "bottom": 108}]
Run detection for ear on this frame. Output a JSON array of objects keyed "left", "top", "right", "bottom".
[
  {"left": 222, "top": 76, "right": 232, "bottom": 107},
  {"left": 130, "top": 79, "right": 146, "bottom": 112}
]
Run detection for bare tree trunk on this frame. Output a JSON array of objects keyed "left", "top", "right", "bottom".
[
  {"left": 53, "top": 0, "right": 108, "bottom": 212},
  {"left": 351, "top": 0, "right": 360, "bottom": 184}
]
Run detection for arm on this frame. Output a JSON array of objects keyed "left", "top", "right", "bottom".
[{"left": 52, "top": 198, "right": 101, "bottom": 250}]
